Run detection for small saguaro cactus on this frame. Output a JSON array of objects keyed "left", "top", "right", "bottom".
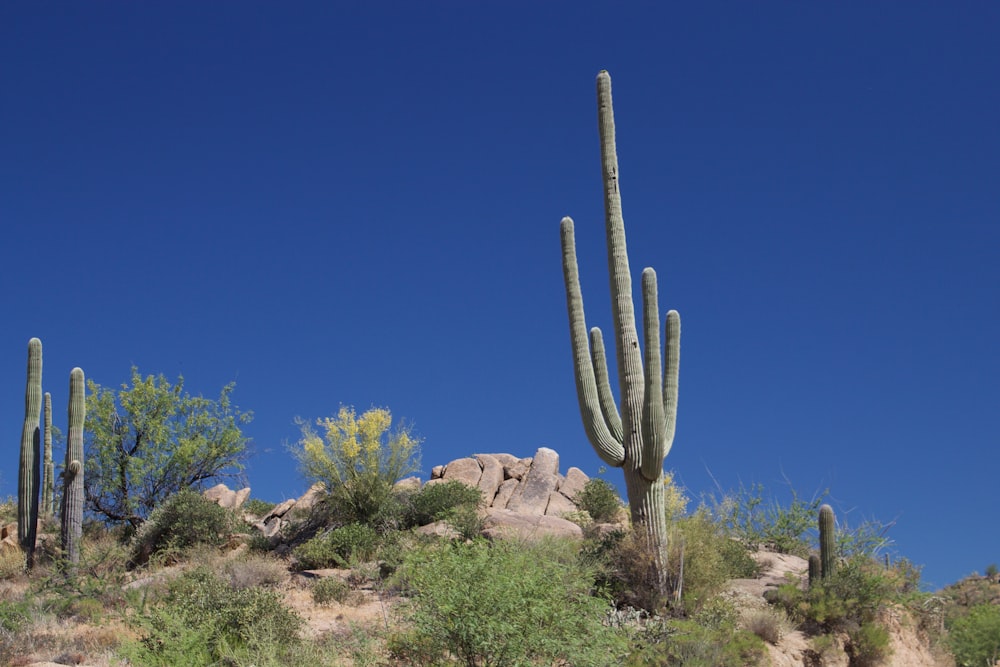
[
  {"left": 808, "top": 554, "right": 821, "bottom": 587},
  {"left": 61, "top": 367, "right": 86, "bottom": 567},
  {"left": 819, "top": 503, "right": 837, "bottom": 579},
  {"left": 18, "top": 338, "right": 43, "bottom": 568},
  {"left": 560, "top": 71, "right": 680, "bottom": 589},
  {"left": 42, "top": 392, "right": 54, "bottom": 517}
]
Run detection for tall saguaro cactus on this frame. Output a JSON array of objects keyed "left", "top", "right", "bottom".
[
  {"left": 61, "top": 367, "right": 86, "bottom": 567},
  {"left": 560, "top": 71, "right": 680, "bottom": 589},
  {"left": 42, "top": 392, "right": 54, "bottom": 517},
  {"left": 18, "top": 338, "right": 43, "bottom": 568},
  {"left": 819, "top": 503, "right": 837, "bottom": 579}
]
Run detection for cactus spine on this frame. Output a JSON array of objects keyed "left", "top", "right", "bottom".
[
  {"left": 42, "top": 392, "right": 54, "bottom": 517},
  {"left": 819, "top": 503, "right": 836, "bottom": 579},
  {"left": 61, "top": 367, "right": 86, "bottom": 567},
  {"left": 18, "top": 338, "right": 43, "bottom": 569},
  {"left": 560, "top": 71, "right": 680, "bottom": 590}
]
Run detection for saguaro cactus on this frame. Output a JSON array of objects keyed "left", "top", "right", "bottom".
[
  {"left": 819, "top": 503, "right": 837, "bottom": 579},
  {"left": 560, "top": 71, "right": 680, "bottom": 589},
  {"left": 808, "top": 554, "right": 821, "bottom": 587},
  {"left": 61, "top": 367, "right": 86, "bottom": 567},
  {"left": 42, "top": 392, "right": 54, "bottom": 517},
  {"left": 18, "top": 337, "right": 43, "bottom": 568}
]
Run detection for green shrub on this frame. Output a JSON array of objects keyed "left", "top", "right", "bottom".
[
  {"left": 293, "top": 523, "right": 379, "bottom": 570},
  {"left": 0, "top": 598, "right": 32, "bottom": 633},
  {"left": 625, "top": 615, "right": 766, "bottom": 667},
  {"left": 122, "top": 567, "right": 301, "bottom": 666},
  {"left": 948, "top": 603, "right": 1000, "bottom": 667},
  {"left": 312, "top": 577, "right": 352, "bottom": 605},
  {"left": 402, "top": 480, "right": 482, "bottom": 528},
  {"left": 587, "top": 509, "right": 756, "bottom": 614},
  {"left": 709, "top": 481, "right": 824, "bottom": 557},
  {"left": 445, "top": 503, "right": 485, "bottom": 541},
  {"left": 391, "top": 537, "right": 628, "bottom": 666},
  {"left": 575, "top": 478, "right": 622, "bottom": 523},
  {"left": 848, "top": 621, "right": 892, "bottom": 667},
  {"left": 767, "top": 553, "right": 899, "bottom": 648},
  {"left": 292, "top": 406, "right": 420, "bottom": 529},
  {"left": 130, "top": 489, "right": 235, "bottom": 566}
]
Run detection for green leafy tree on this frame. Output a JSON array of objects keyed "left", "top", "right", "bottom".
[
  {"left": 84, "top": 367, "right": 252, "bottom": 529},
  {"left": 292, "top": 405, "right": 420, "bottom": 527},
  {"left": 948, "top": 604, "right": 1000, "bottom": 667}
]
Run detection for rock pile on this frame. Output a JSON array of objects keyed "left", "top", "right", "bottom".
[
  {"left": 418, "top": 447, "right": 606, "bottom": 541},
  {"left": 206, "top": 447, "right": 623, "bottom": 544}
]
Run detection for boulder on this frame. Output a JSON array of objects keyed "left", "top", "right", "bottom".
[
  {"left": 506, "top": 447, "right": 560, "bottom": 515},
  {"left": 544, "top": 491, "right": 578, "bottom": 517},
  {"left": 492, "top": 478, "right": 519, "bottom": 510},
  {"left": 265, "top": 498, "right": 297, "bottom": 521},
  {"left": 415, "top": 520, "right": 460, "bottom": 540},
  {"left": 482, "top": 508, "right": 583, "bottom": 541},
  {"left": 287, "top": 482, "right": 325, "bottom": 519},
  {"left": 441, "top": 457, "right": 483, "bottom": 488},
  {"left": 480, "top": 452, "right": 521, "bottom": 471},
  {"left": 558, "top": 467, "right": 589, "bottom": 502},
  {"left": 475, "top": 454, "right": 505, "bottom": 504},
  {"left": 394, "top": 476, "right": 422, "bottom": 493},
  {"left": 504, "top": 457, "right": 532, "bottom": 481},
  {"left": 203, "top": 483, "right": 251, "bottom": 510}
]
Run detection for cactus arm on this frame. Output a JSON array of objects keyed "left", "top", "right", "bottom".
[
  {"left": 561, "top": 216, "right": 626, "bottom": 467},
  {"left": 61, "top": 367, "right": 85, "bottom": 566},
  {"left": 639, "top": 269, "right": 668, "bottom": 482},
  {"left": 589, "top": 327, "right": 624, "bottom": 443},
  {"left": 597, "top": 70, "right": 646, "bottom": 467},
  {"left": 662, "top": 309, "right": 681, "bottom": 449},
  {"left": 43, "top": 392, "right": 54, "bottom": 517}
]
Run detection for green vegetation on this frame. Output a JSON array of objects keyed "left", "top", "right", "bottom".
[
  {"left": 292, "top": 405, "right": 420, "bottom": 528},
  {"left": 293, "top": 522, "right": 379, "bottom": 570},
  {"left": 391, "top": 537, "right": 628, "bottom": 667},
  {"left": 948, "top": 603, "right": 1000, "bottom": 667},
  {"left": 121, "top": 567, "right": 302, "bottom": 666},
  {"left": 2, "top": 357, "right": 986, "bottom": 666},
  {"left": 130, "top": 488, "right": 236, "bottom": 566},
  {"left": 400, "top": 479, "right": 482, "bottom": 529},
  {"left": 575, "top": 477, "right": 622, "bottom": 523},
  {"left": 709, "top": 480, "right": 825, "bottom": 557},
  {"left": 311, "top": 576, "right": 352, "bottom": 605},
  {"left": 85, "top": 366, "right": 252, "bottom": 529}
]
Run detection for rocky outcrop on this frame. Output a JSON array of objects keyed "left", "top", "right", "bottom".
[
  {"left": 429, "top": 447, "right": 602, "bottom": 521},
  {"left": 203, "top": 483, "right": 251, "bottom": 510},
  {"left": 246, "top": 448, "right": 622, "bottom": 544}
]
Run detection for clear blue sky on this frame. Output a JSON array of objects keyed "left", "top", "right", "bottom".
[{"left": 2, "top": 3, "right": 997, "bottom": 590}]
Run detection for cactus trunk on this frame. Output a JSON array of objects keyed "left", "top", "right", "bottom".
[
  {"left": 808, "top": 554, "right": 821, "bottom": 587},
  {"left": 560, "top": 71, "right": 681, "bottom": 601},
  {"left": 18, "top": 338, "right": 43, "bottom": 569},
  {"left": 42, "top": 392, "right": 54, "bottom": 517},
  {"left": 61, "top": 368, "right": 86, "bottom": 567},
  {"left": 819, "top": 504, "right": 836, "bottom": 579}
]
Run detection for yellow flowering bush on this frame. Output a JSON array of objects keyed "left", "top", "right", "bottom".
[{"left": 293, "top": 406, "right": 421, "bottom": 527}]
